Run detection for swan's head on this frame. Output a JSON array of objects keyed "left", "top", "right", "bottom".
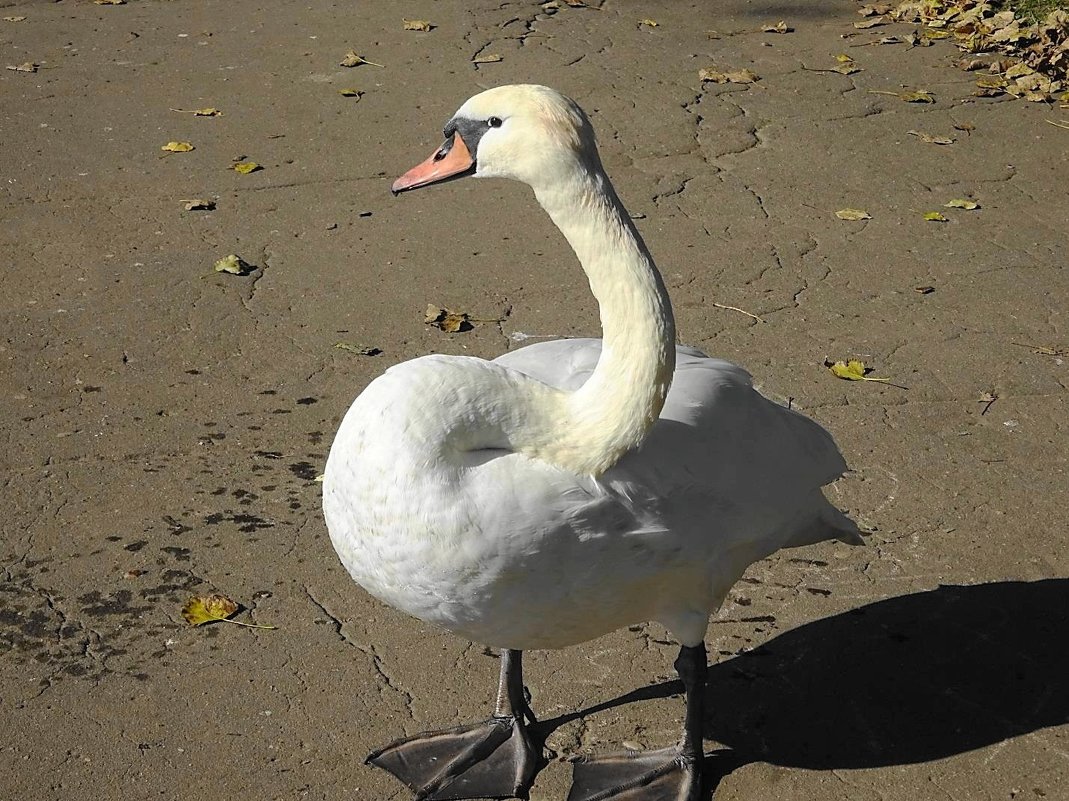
[{"left": 392, "top": 85, "right": 599, "bottom": 194}]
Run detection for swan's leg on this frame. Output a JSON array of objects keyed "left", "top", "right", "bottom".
[
  {"left": 367, "top": 648, "right": 542, "bottom": 801},
  {"left": 568, "top": 643, "right": 706, "bottom": 801}
]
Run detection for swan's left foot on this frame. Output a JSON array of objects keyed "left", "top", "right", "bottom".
[
  {"left": 568, "top": 746, "right": 700, "bottom": 801},
  {"left": 567, "top": 643, "right": 709, "bottom": 801},
  {"left": 366, "top": 649, "right": 542, "bottom": 800}
]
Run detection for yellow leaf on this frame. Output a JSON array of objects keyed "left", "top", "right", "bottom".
[
  {"left": 402, "top": 19, "right": 433, "bottom": 32},
  {"left": 835, "top": 53, "right": 854, "bottom": 63},
  {"left": 182, "top": 594, "right": 237, "bottom": 625},
  {"left": 213, "top": 254, "right": 252, "bottom": 275},
  {"left": 232, "top": 161, "right": 261, "bottom": 174},
  {"left": 340, "top": 50, "right": 384, "bottom": 68},
  {"left": 161, "top": 141, "right": 194, "bottom": 152},
  {"left": 472, "top": 53, "right": 503, "bottom": 64},
  {"left": 827, "top": 359, "right": 890, "bottom": 382},
  {"left": 835, "top": 208, "right": 871, "bottom": 221},
  {"left": 338, "top": 88, "right": 363, "bottom": 98},
  {"left": 944, "top": 198, "right": 979, "bottom": 210},
  {"left": 181, "top": 594, "right": 276, "bottom": 629},
  {"left": 639, "top": 18, "right": 658, "bottom": 27},
  {"left": 924, "top": 211, "right": 948, "bottom": 222}
]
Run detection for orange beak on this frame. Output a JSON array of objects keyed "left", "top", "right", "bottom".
[{"left": 391, "top": 133, "right": 475, "bottom": 194}]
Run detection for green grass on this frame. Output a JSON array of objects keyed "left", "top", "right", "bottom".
[{"left": 995, "top": 0, "right": 1069, "bottom": 24}]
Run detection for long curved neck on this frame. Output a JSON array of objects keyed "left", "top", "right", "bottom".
[{"left": 518, "top": 162, "right": 676, "bottom": 476}]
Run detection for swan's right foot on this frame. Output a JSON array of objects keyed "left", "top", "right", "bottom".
[
  {"left": 566, "top": 643, "right": 709, "bottom": 801},
  {"left": 366, "top": 649, "right": 542, "bottom": 800},
  {"left": 367, "top": 713, "right": 540, "bottom": 800}
]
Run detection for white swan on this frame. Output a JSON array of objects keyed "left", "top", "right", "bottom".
[{"left": 323, "top": 84, "right": 858, "bottom": 801}]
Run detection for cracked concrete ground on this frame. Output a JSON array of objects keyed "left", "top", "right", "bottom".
[{"left": 2, "top": 0, "right": 1067, "bottom": 799}]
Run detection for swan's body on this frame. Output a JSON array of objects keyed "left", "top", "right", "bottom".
[
  {"left": 326, "top": 339, "right": 853, "bottom": 651},
  {"left": 322, "top": 85, "right": 857, "bottom": 801}
]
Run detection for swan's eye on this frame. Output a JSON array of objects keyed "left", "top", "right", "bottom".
[{"left": 487, "top": 116, "right": 503, "bottom": 128}]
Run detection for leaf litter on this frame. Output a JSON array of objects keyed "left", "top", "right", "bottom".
[
  {"left": 182, "top": 594, "right": 276, "bottom": 629},
  {"left": 884, "top": 0, "right": 1067, "bottom": 99}
]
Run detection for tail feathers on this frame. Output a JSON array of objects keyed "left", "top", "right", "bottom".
[{"left": 786, "top": 494, "right": 864, "bottom": 549}]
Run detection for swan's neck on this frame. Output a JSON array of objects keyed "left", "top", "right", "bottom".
[{"left": 520, "top": 165, "right": 676, "bottom": 476}]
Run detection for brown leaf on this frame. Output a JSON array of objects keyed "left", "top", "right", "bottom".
[
  {"left": 699, "top": 67, "right": 759, "bottom": 84},
  {"left": 340, "top": 51, "right": 384, "bottom": 68},
  {"left": 6, "top": 61, "right": 38, "bottom": 72},
  {"left": 953, "top": 121, "right": 975, "bottom": 134},
  {"left": 182, "top": 198, "right": 216, "bottom": 211},
  {"left": 854, "top": 16, "right": 887, "bottom": 28},
  {"left": 913, "top": 286, "right": 935, "bottom": 294},
  {"left": 425, "top": 304, "right": 473, "bottom": 333},
  {"left": 761, "top": 21, "right": 792, "bottom": 33},
  {"left": 472, "top": 53, "right": 503, "bottom": 64},
  {"left": 3, "top": 15, "right": 27, "bottom": 22},
  {"left": 181, "top": 594, "right": 276, "bottom": 629},
  {"left": 402, "top": 19, "right": 434, "bottom": 32}
]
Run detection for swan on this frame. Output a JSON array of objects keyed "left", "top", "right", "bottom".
[{"left": 322, "top": 84, "right": 859, "bottom": 801}]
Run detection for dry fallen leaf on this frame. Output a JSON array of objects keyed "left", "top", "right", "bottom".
[
  {"left": 161, "top": 141, "right": 194, "bottom": 153},
  {"left": 924, "top": 211, "right": 949, "bottom": 222},
  {"left": 334, "top": 342, "right": 382, "bottom": 356},
  {"left": 761, "top": 21, "right": 792, "bottom": 33},
  {"left": 901, "top": 90, "right": 936, "bottom": 103},
  {"left": 6, "top": 62, "right": 38, "bottom": 73},
  {"left": 854, "top": 16, "right": 887, "bottom": 28},
  {"left": 425, "top": 304, "right": 473, "bottom": 333},
  {"left": 944, "top": 198, "right": 980, "bottom": 210},
  {"left": 699, "top": 67, "right": 760, "bottom": 84},
  {"left": 639, "top": 18, "right": 658, "bottom": 27},
  {"left": 835, "top": 208, "right": 871, "bottom": 221},
  {"left": 3, "top": 15, "right": 27, "bottom": 22},
  {"left": 232, "top": 161, "right": 261, "bottom": 174},
  {"left": 869, "top": 89, "right": 935, "bottom": 102},
  {"left": 914, "top": 285, "right": 935, "bottom": 294},
  {"left": 182, "top": 594, "right": 276, "bottom": 629},
  {"left": 170, "top": 107, "right": 221, "bottom": 117},
  {"left": 94, "top": 0, "right": 126, "bottom": 5},
  {"left": 340, "top": 50, "right": 384, "bottom": 68},
  {"left": 953, "top": 121, "right": 975, "bottom": 134},
  {"left": 826, "top": 358, "right": 891, "bottom": 383},
  {"left": 213, "top": 254, "right": 253, "bottom": 275},
  {"left": 403, "top": 19, "right": 434, "bottom": 31},
  {"left": 338, "top": 88, "right": 363, "bottom": 98},
  {"left": 182, "top": 198, "right": 215, "bottom": 211},
  {"left": 907, "top": 130, "right": 955, "bottom": 145},
  {"left": 978, "top": 391, "right": 998, "bottom": 415},
  {"left": 472, "top": 53, "right": 503, "bottom": 64}
]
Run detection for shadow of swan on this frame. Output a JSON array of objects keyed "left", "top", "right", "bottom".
[{"left": 537, "top": 579, "right": 1068, "bottom": 780}]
